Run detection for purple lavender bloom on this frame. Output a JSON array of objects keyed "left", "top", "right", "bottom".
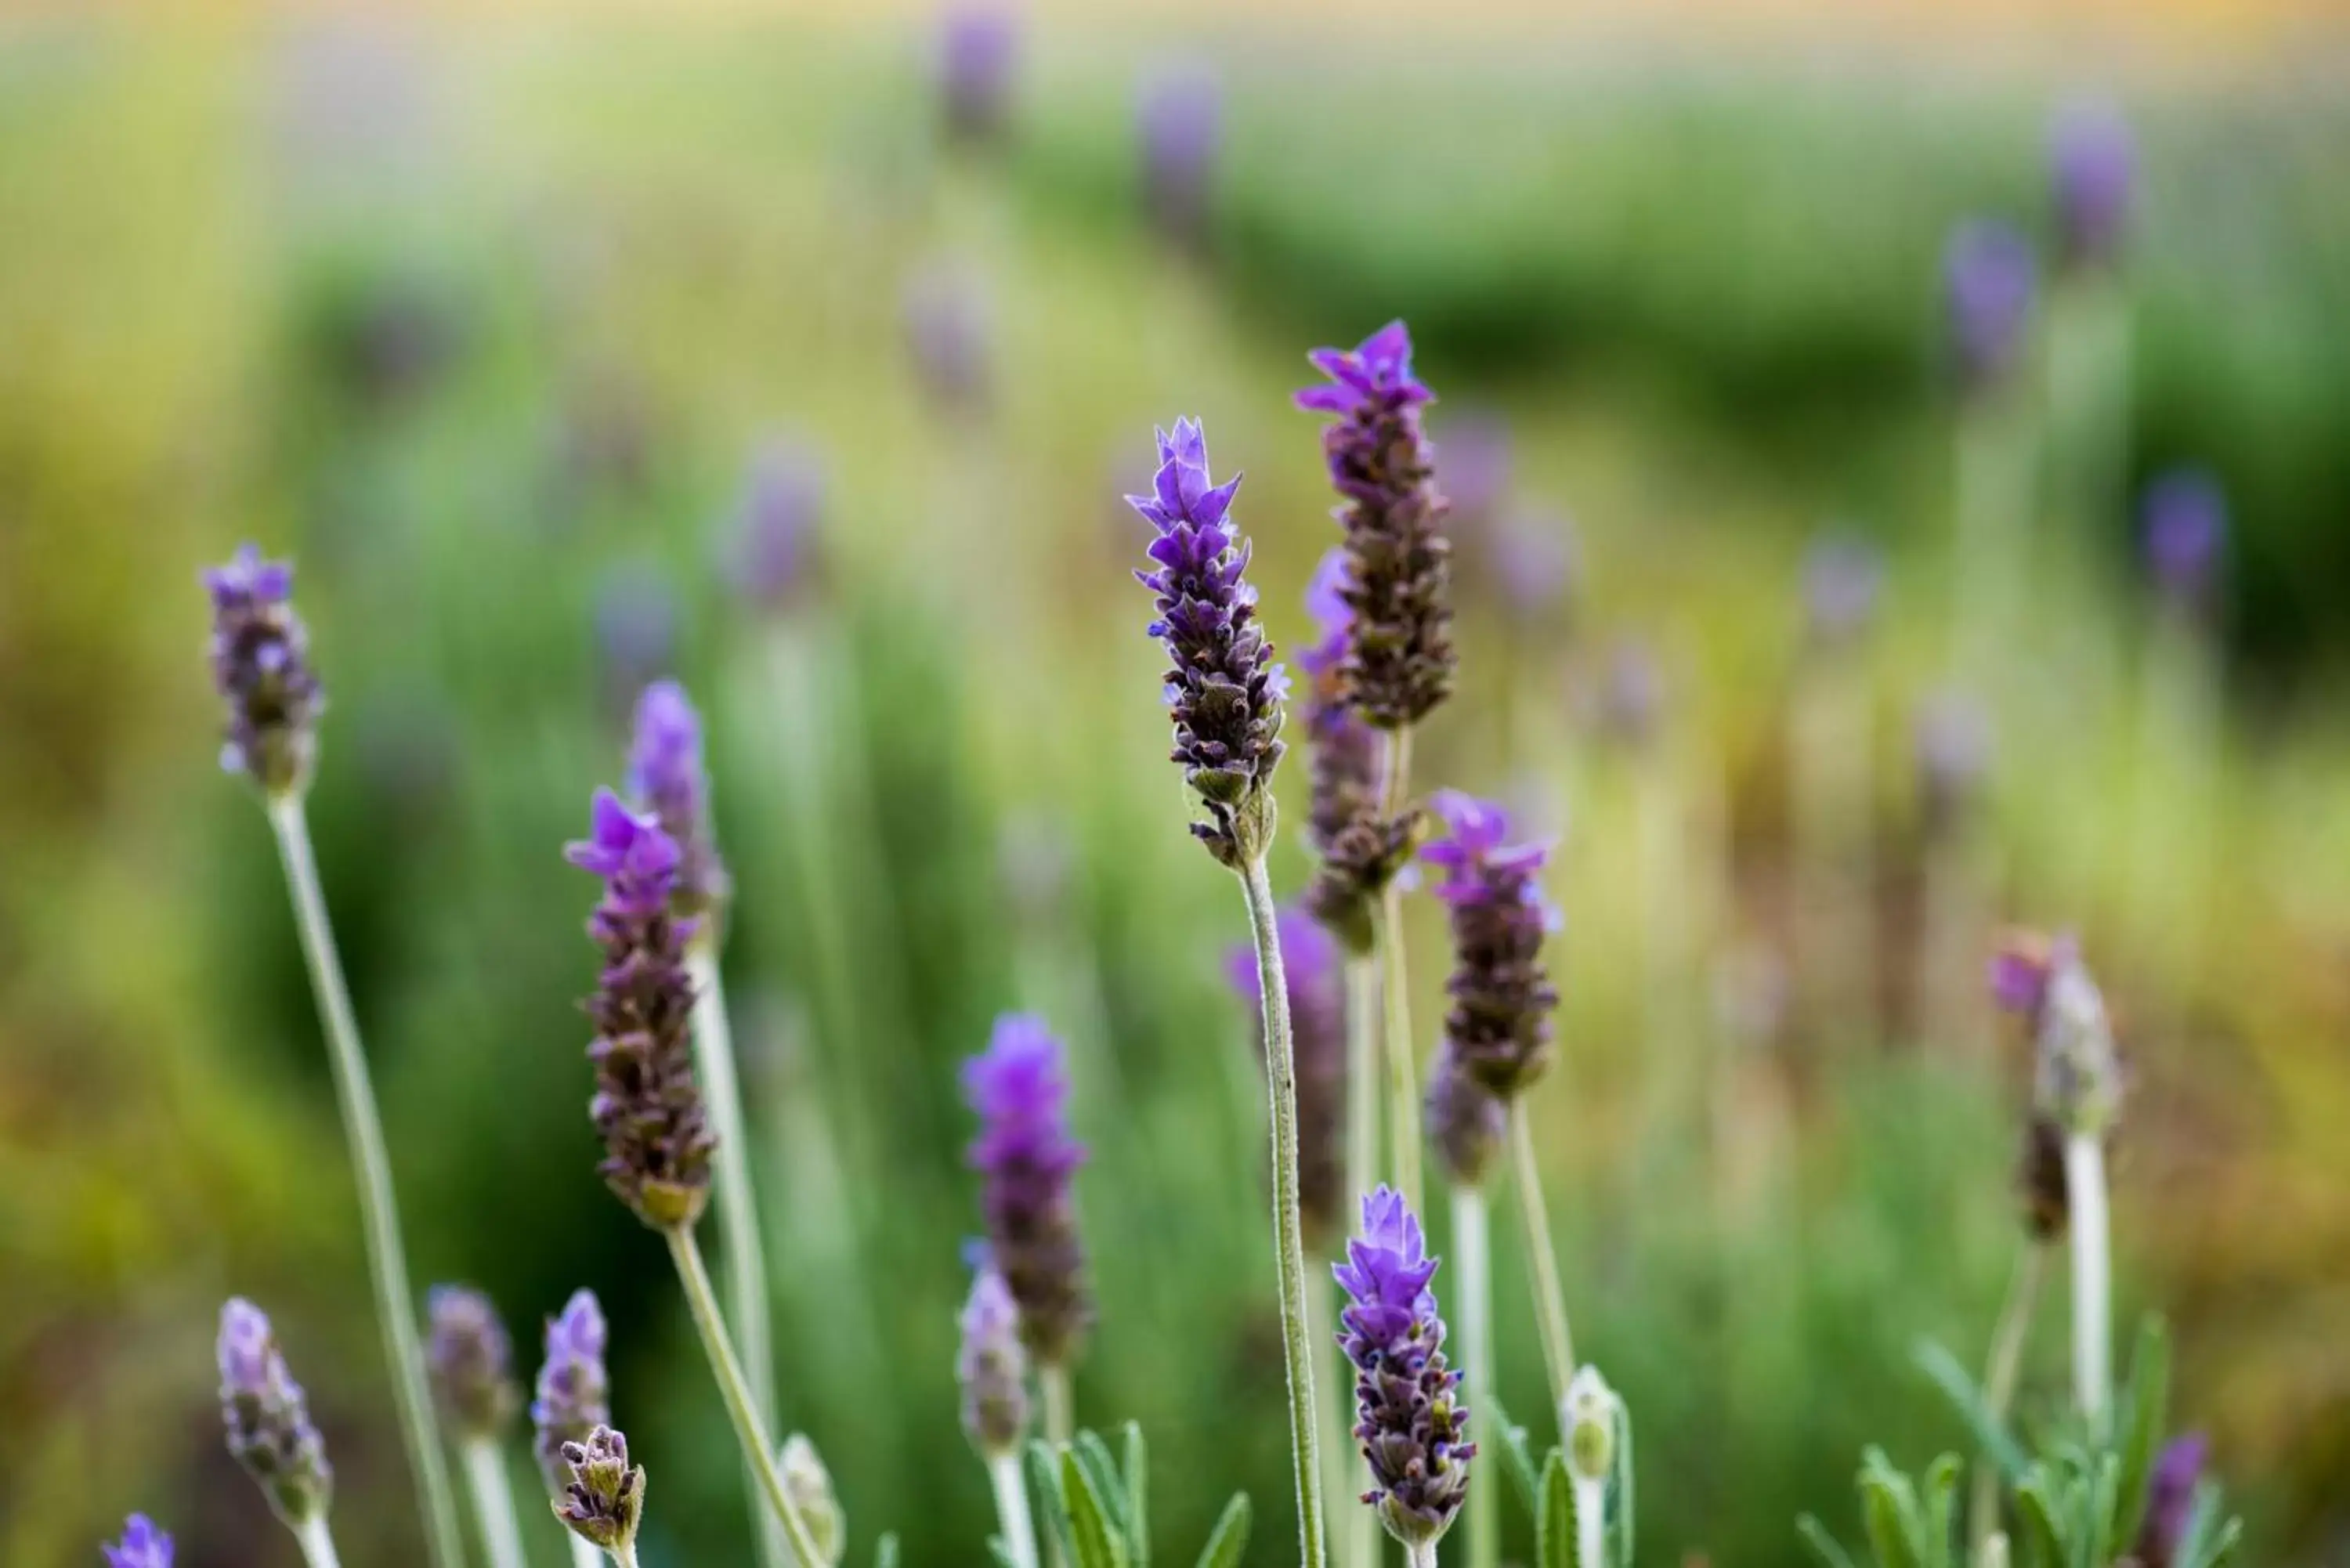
[
  {"left": 1990, "top": 930, "right": 2123, "bottom": 1137},
  {"left": 1422, "top": 792, "right": 1560, "bottom": 1102},
  {"left": 2135, "top": 1434, "right": 2209, "bottom": 1568},
  {"left": 1226, "top": 903, "right": 1349, "bottom": 1255},
  {"left": 956, "top": 1264, "right": 1031, "bottom": 1457},
  {"left": 1137, "top": 60, "right": 1220, "bottom": 247},
  {"left": 426, "top": 1284, "right": 519, "bottom": 1442},
  {"left": 218, "top": 1299, "right": 332, "bottom": 1525},
  {"left": 729, "top": 439, "right": 825, "bottom": 612},
  {"left": 553, "top": 1424, "right": 645, "bottom": 1555},
  {"left": 1298, "top": 321, "right": 1457, "bottom": 728},
  {"left": 1437, "top": 413, "right": 1513, "bottom": 536},
  {"left": 964, "top": 1014, "right": 1090, "bottom": 1366},
  {"left": 566, "top": 789, "right": 714, "bottom": 1230},
  {"left": 1300, "top": 550, "right": 1402, "bottom": 952},
  {"left": 2142, "top": 468, "right": 2227, "bottom": 610},
  {"left": 935, "top": 5, "right": 1018, "bottom": 143},
  {"left": 102, "top": 1516, "right": 173, "bottom": 1568},
  {"left": 902, "top": 259, "right": 996, "bottom": 414},
  {"left": 1914, "top": 688, "right": 1993, "bottom": 835},
  {"left": 1802, "top": 533, "right": 1884, "bottom": 645},
  {"left": 2051, "top": 98, "right": 2135, "bottom": 273},
  {"left": 1484, "top": 507, "right": 1579, "bottom": 627},
  {"left": 1334, "top": 1186, "right": 1473, "bottom": 1548},
  {"left": 628, "top": 681, "right": 728, "bottom": 919},
  {"left": 1425, "top": 1044, "right": 1506, "bottom": 1188},
  {"left": 532, "top": 1289, "right": 611, "bottom": 1493},
  {"left": 203, "top": 544, "right": 324, "bottom": 796},
  {"left": 1130, "top": 418, "right": 1288, "bottom": 866},
  {"left": 1944, "top": 221, "right": 2038, "bottom": 397}
]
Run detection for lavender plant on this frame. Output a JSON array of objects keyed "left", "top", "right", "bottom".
[
  {"left": 102, "top": 1516, "right": 175, "bottom": 1568},
  {"left": 532, "top": 1290, "right": 613, "bottom": 1568},
  {"left": 551, "top": 1425, "right": 646, "bottom": 1568},
  {"left": 959, "top": 1265, "right": 1039, "bottom": 1568},
  {"left": 1129, "top": 416, "right": 1325, "bottom": 1568},
  {"left": 201, "top": 546, "right": 464, "bottom": 1568},
  {"left": 218, "top": 1299, "right": 340, "bottom": 1568},
  {"left": 427, "top": 1287, "right": 529, "bottom": 1568}
]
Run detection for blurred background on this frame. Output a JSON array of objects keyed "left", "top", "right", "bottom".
[{"left": 5, "top": 2, "right": 2348, "bottom": 1565}]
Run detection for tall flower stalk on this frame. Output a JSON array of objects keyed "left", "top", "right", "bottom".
[
  {"left": 1130, "top": 417, "right": 1324, "bottom": 1568},
  {"left": 1299, "top": 323, "right": 1458, "bottom": 1216},
  {"left": 566, "top": 793, "right": 827, "bottom": 1568},
  {"left": 428, "top": 1286, "right": 529, "bottom": 1568},
  {"left": 201, "top": 547, "right": 465, "bottom": 1568}
]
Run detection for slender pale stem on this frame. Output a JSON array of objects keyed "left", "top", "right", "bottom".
[
  {"left": 610, "top": 1544, "right": 642, "bottom": 1568},
  {"left": 1342, "top": 955, "right": 1381, "bottom": 1568},
  {"left": 666, "top": 1225, "right": 830, "bottom": 1568},
  {"left": 686, "top": 946, "right": 790, "bottom": 1568},
  {"left": 295, "top": 1515, "right": 345, "bottom": 1568},
  {"left": 1406, "top": 1541, "right": 1438, "bottom": 1568},
  {"left": 1239, "top": 852, "right": 1330, "bottom": 1568},
  {"left": 2064, "top": 1134, "right": 2111, "bottom": 1432},
  {"left": 1509, "top": 1104, "right": 1576, "bottom": 1429},
  {"left": 1969, "top": 1242, "right": 2048, "bottom": 1558},
  {"left": 989, "top": 1450, "right": 1040, "bottom": 1568},
  {"left": 1307, "top": 1267, "right": 1358, "bottom": 1568},
  {"left": 1376, "top": 730, "right": 1423, "bottom": 1212},
  {"left": 459, "top": 1440, "right": 528, "bottom": 1568},
  {"left": 1572, "top": 1476, "right": 1607, "bottom": 1568},
  {"left": 266, "top": 796, "right": 465, "bottom": 1568},
  {"left": 568, "top": 1537, "right": 605, "bottom": 1568},
  {"left": 1041, "top": 1363, "right": 1075, "bottom": 1448},
  {"left": 1454, "top": 1183, "right": 1497, "bottom": 1568}
]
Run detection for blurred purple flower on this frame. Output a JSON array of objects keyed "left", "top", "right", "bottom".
[
  {"left": 531, "top": 1289, "right": 610, "bottom": 1493},
  {"left": 102, "top": 1516, "right": 173, "bottom": 1568},
  {"left": 218, "top": 1299, "right": 332, "bottom": 1525},
  {"left": 1914, "top": 688, "right": 1993, "bottom": 833},
  {"left": 629, "top": 681, "right": 728, "bottom": 919},
  {"left": 592, "top": 560, "right": 678, "bottom": 718},
  {"left": 935, "top": 5, "right": 1019, "bottom": 143},
  {"left": 1227, "top": 903, "right": 1349, "bottom": 1254},
  {"left": 1438, "top": 412, "right": 1513, "bottom": 535},
  {"left": 1597, "top": 637, "right": 1664, "bottom": 748},
  {"left": 956, "top": 1264, "right": 1031, "bottom": 1457},
  {"left": 2051, "top": 98, "right": 2135, "bottom": 273},
  {"left": 2136, "top": 1434, "right": 2209, "bottom": 1568},
  {"left": 1421, "top": 791, "right": 1559, "bottom": 1102},
  {"left": 1300, "top": 550, "right": 1403, "bottom": 950},
  {"left": 204, "top": 544, "right": 323, "bottom": 797},
  {"left": 1991, "top": 931, "right": 2122, "bottom": 1137},
  {"left": 1426, "top": 1045, "right": 1506, "bottom": 1188},
  {"left": 1485, "top": 506, "right": 1579, "bottom": 626},
  {"left": 902, "top": 259, "right": 996, "bottom": 413},
  {"left": 426, "top": 1284, "right": 519, "bottom": 1442},
  {"left": 729, "top": 439, "right": 826, "bottom": 612},
  {"left": 1334, "top": 1186, "right": 1473, "bottom": 1548},
  {"left": 964, "top": 1014, "right": 1090, "bottom": 1366},
  {"left": 553, "top": 1424, "right": 645, "bottom": 1555},
  {"left": 1138, "top": 60, "right": 1221, "bottom": 247},
  {"left": 1944, "top": 220, "right": 2038, "bottom": 396},
  {"left": 2142, "top": 468, "right": 2227, "bottom": 609},
  {"left": 1802, "top": 533, "right": 1884, "bottom": 644}
]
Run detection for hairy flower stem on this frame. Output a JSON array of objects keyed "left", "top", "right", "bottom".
[
  {"left": 1342, "top": 955, "right": 1382, "bottom": 1568},
  {"left": 1406, "top": 1543, "right": 1438, "bottom": 1568},
  {"left": 568, "top": 1537, "right": 604, "bottom": 1568},
  {"left": 1240, "top": 852, "right": 1331, "bottom": 1568},
  {"left": 1573, "top": 1475, "right": 1607, "bottom": 1568},
  {"left": 2064, "top": 1134, "right": 2111, "bottom": 1433},
  {"left": 989, "top": 1451, "right": 1040, "bottom": 1568},
  {"left": 1509, "top": 1105, "right": 1577, "bottom": 1429},
  {"left": 1454, "top": 1183, "right": 1497, "bottom": 1568},
  {"left": 686, "top": 947, "right": 789, "bottom": 1568},
  {"left": 1041, "top": 1364, "right": 1076, "bottom": 1448},
  {"left": 1969, "top": 1243, "right": 2048, "bottom": 1558},
  {"left": 459, "top": 1439, "right": 528, "bottom": 1568},
  {"left": 665, "top": 1225, "right": 830, "bottom": 1568},
  {"left": 295, "top": 1515, "right": 345, "bottom": 1568},
  {"left": 266, "top": 796, "right": 465, "bottom": 1568},
  {"left": 1377, "top": 728, "right": 1423, "bottom": 1212}
]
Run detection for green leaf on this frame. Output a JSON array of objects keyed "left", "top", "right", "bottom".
[
  {"left": 1914, "top": 1340, "right": 2030, "bottom": 1482},
  {"left": 2170, "top": 1482, "right": 2222, "bottom": 1568},
  {"left": 2192, "top": 1516, "right": 2243, "bottom": 1568},
  {"left": 1193, "top": 1494, "right": 1251, "bottom": 1568},
  {"left": 1029, "top": 1441, "right": 1077, "bottom": 1566},
  {"left": 1796, "top": 1515, "right": 1860, "bottom": 1568},
  {"left": 2110, "top": 1320, "right": 2171, "bottom": 1549},
  {"left": 1538, "top": 1450, "right": 1578, "bottom": 1568},
  {"left": 1122, "top": 1422, "right": 1151, "bottom": 1568},
  {"left": 1921, "top": 1454, "right": 1965, "bottom": 1568},
  {"left": 987, "top": 1540, "right": 1020, "bottom": 1568},
  {"left": 1062, "top": 1449, "right": 1130, "bottom": 1568},
  {"left": 1611, "top": 1397, "right": 1636, "bottom": 1568},
  {"left": 2012, "top": 1479, "right": 2065, "bottom": 1568},
  {"left": 1487, "top": 1393, "right": 1545, "bottom": 1523},
  {"left": 1859, "top": 1450, "right": 1928, "bottom": 1568},
  {"left": 1074, "top": 1431, "right": 1135, "bottom": 1555},
  {"left": 876, "top": 1534, "right": 900, "bottom": 1568},
  {"left": 2080, "top": 1453, "right": 2120, "bottom": 1568}
]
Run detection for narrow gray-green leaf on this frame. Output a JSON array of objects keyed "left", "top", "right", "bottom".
[
  {"left": 1921, "top": 1454, "right": 1965, "bottom": 1568},
  {"left": 1487, "top": 1393, "right": 1544, "bottom": 1523},
  {"left": 2110, "top": 1319, "right": 2171, "bottom": 1549},
  {"left": 987, "top": 1539, "right": 1019, "bottom": 1568},
  {"left": 1859, "top": 1451, "right": 1926, "bottom": 1568},
  {"left": 1074, "top": 1431, "right": 1134, "bottom": 1552},
  {"left": 877, "top": 1534, "right": 900, "bottom": 1568},
  {"left": 1029, "top": 1441, "right": 1076, "bottom": 1566},
  {"left": 1062, "top": 1450, "right": 1130, "bottom": 1568},
  {"left": 1611, "top": 1399, "right": 1636, "bottom": 1568},
  {"left": 1914, "top": 1340, "right": 2030, "bottom": 1482},
  {"left": 1539, "top": 1449, "right": 1578, "bottom": 1568},
  {"left": 1797, "top": 1515, "right": 1860, "bottom": 1568},
  {"left": 1122, "top": 1422, "right": 1151, "bottom": 1568},
  {"left": 1193, "top": 1494, "right": 1251, "bottom": 1568},
  {"left": 2012, "top": 1479, "right": 2065, "bottom": 1568}
]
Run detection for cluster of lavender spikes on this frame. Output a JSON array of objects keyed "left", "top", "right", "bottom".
[
  {"left": 963, "top": 1014, "right": 1092, "bottom": 1367},
  {"left": 1335, "top": 1187, "right": 1474, "bottom": 1549},
  {"left": 1227, "top": 902, "right": 1350, "bottom": 1256}
]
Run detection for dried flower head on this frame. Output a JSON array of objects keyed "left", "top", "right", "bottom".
[
  {"left": 426, "top": 1284, "right": 519, "bottom": 1443},
  {"left": 532, "top": 1289, "right": 611, "bottom": 1493},
  {"left": 552, "top": 1424, "right": 645, "bottom": 1555},
  {"left": 203, "top": 545, "right": 324, "bottom": 796},
  {"left": 1130, "top": 417, "right": 1287, "bottom": 866},
  {"left": 2142, "top": 468, "right": 2227, "bottom": 611},
  {"left": 567, "top": 789, "right": 714, "bottom": 1230},
  {"left": 964, "top": 1014, "right": 1091, "bottom": 1366},
  {"left": 1944, "top": 221, "right": 2037, "bottom": 398},
  {"left": 1426, "top": 1044, "right": 1507, "bottom": 1189},
  {"left": 628, "top": 681, "right": 729, "bottom": 921},
  {"left": 1990, "top": 930, "right": 2124, "bottom": 1138},
  {"left": 1423, "top": 792, "right": 1560, "bottom": 1104},
  {"left": 2051, "top": 98, "right": 2135, "bottom": 273},
  {"left": 1335, "top": 1186, "right": 1473, "bottom": 1548},
  {"left": 780, "top": 1434, "right": 847, "bottom": 1566},
  {"left": 102, "top": 1516, "right": 174, "bottom": 1568},
  {"left": 1226, "top": 903, "right": 1349, "bottom": 1255},
  {"left": 956, "top": 1264, "right": 1032, "bottom": 1457},
  {"left": 217, "top": 1299, "right": 333, "bottom": 1526},
  {"left": 1297, "top": 321, "right": 1457, "bottom": 729}
]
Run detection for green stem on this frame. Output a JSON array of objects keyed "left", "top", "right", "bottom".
[
  {"left": 266, "top": 796, "right": 465, "bottom": 1568},
  {"left": 459, "top": 1440, "right": 528, "bottom": 1568},
  {"left": 2064, "top": 1134, "right": 2111, "bottom": 1433},
  {"left": 1342, "top": 954, "right": 1382, "bottom": 1568},
  {"left": 1239, "top": 852, "right": 1330, "bottom": 1568},
  {"left": 1405, "top": 1541, "right": 1437, "bottom": 1568},
  {"left": 687, "top": 946, "right": 790, "bottom": 1568},
  {"left": 666, "top": 1224, "right": 831, "bottom": 1568},
  {"left": 295, "top": 1515, "right": 345, "bottom": 1568},
  {"left": 1454, "top": 1183, "right": 1496, "bottom": 1568},
  {"left": 1969, "top": 1242, "right": 2048, "bottom": 1558},
  {"left": 989, "top": 1449, "right": 1040, "bottom": 1568},
  {"left": 1509, "top": 1103, "right": 1577, "bottom": 1430},
  {"left": 1376, "top": 722, "right": 1422, "bottom": 1213},
  {"left": 1572, "top": 1475, "right": 1607, "bottom": 1568},
  {"left": 1041, "top": 1363, "right": 1076, "bottom": 1449}
]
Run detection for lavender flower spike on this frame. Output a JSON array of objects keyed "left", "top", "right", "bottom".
[
  {"left": 2051, "top": 98, "right": 2135, "bottom": 274},
  {"left": 628, "top": 681, "right": 729, "bottom": 919},
  {"left": 567, "top": 789, "right": 714, "bottom": 1230},
  {"left": 1297, "top": 321, "right": 1457, "bottom": 729},
  {"left": 964, "top": 1014, "right": 1091, "bottom": 1366},
  {"left": 102, "top": 1516, "right": 173, "bottom": 1568},
  {"left": 1301, "top": 548, "right": 1413, "bottom": 952},
  {"left": 1227, "top": 904, "right": 1349, "bottom": 1255},
  {"left": 1425, "top": 1045, "right": 1506, "bottom": 1189},
  {"left": 203, "top": 544, "right": 324, "bottom": 796},
  {"left": 427, "top": 1284, "right": 519, "bottom": 1443},
  {"left": 1335, "top": 1186, "right": 1473, "bottom": 1549},
  {"left": 1421, "top": 792, "right": 1560, "bottom": 1104},
  {"left": 2142, "top": 468, "right": 2228, "bottom": 611},
  {"left": 1131, "top": 417, "right": 1288, "bottom": 866},
  {"left": 1990, "top": 930, "right": 2123, "bottom": 1139},
  {"left": 552, "top": 1424, "right": 645, "bottom": 1557},
  {"left": 532, "top": 1289, "right": 611, "bottom": 1493},
  {"left": 1944, "top": 221, "right": 2038, "bottom": 399},
  {"left": 958, "top": 1266, "right": 1032, "bottom": 1455},
  {"left": 2135, "top": 1435, "right": 2209, "bottom": 1568},
  {"left": 219, "top": 1298, "right": 333, "bottom": 1526}
]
